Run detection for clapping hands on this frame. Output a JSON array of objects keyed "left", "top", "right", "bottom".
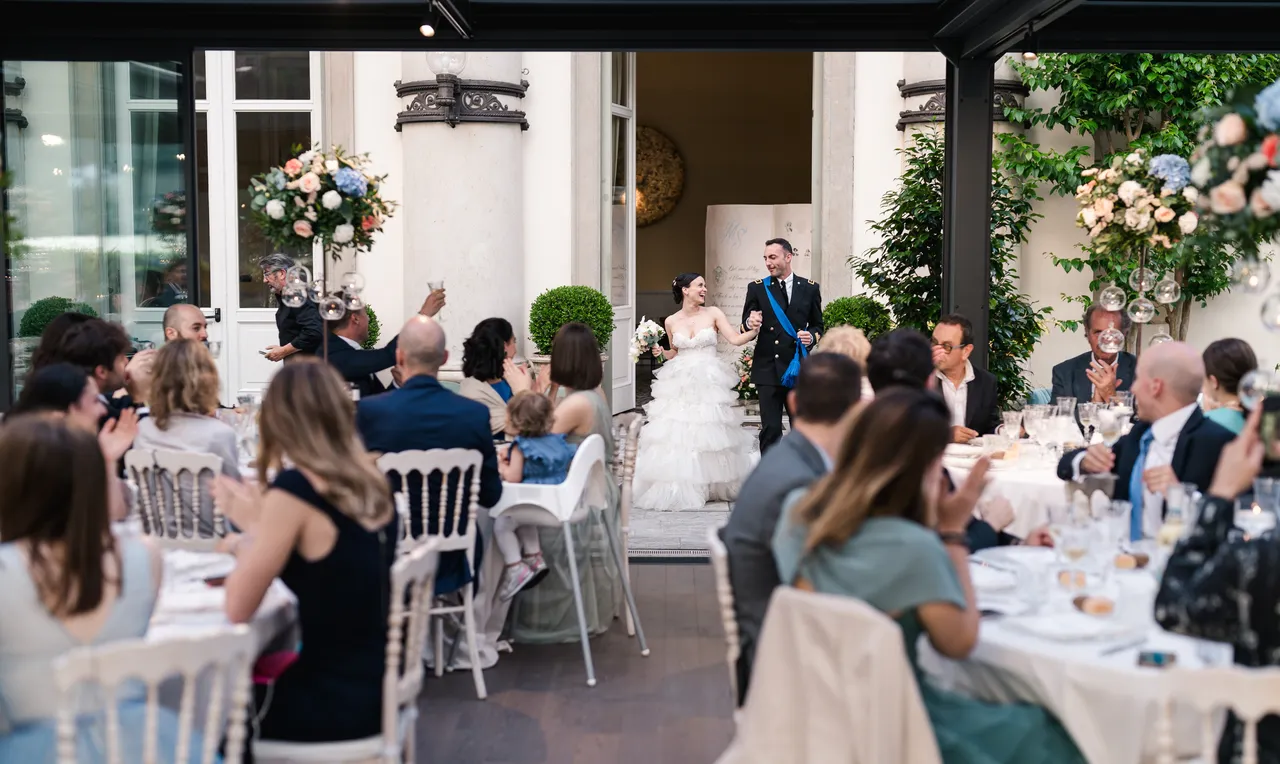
[
  {"left": 1087, "top": 360, "right": 1121, "bottom": 403},
  {"left": 504, "top": 358, "right": 532, "bottom": 393},
  {"left": 98, "top": 408, "right": 139, "bottom": 463}
]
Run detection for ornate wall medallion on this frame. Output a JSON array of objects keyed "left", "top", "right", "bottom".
[{"left": 635, "top": 126, "right": 685, "bottom": 227}]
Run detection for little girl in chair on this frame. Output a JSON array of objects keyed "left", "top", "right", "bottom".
[{"left": 495, "top": 391, "right": 578, "bottom": 601}]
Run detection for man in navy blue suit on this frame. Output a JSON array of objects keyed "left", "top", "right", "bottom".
[
  {"left": 323, "top": 288, "right": 445, "bottom": 399},
  {"left": 356, "top": 315, "right": 502, "bottom": 595}
]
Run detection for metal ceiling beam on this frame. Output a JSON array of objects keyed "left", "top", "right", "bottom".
[
  {"left": 1037, "top": 0, "right": 1280, "bottom": 52},
  {"left": 932, "top": 0, "right": 1084, "bottom": 59}
]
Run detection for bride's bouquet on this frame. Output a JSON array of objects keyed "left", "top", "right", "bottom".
[{"left": 629, "top": 317, "right": 666, "bottom": 363}]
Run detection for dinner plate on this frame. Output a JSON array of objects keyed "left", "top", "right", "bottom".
[
  {"left": 972, "top": 545, "right": 1055, "bottom": 567},
  {"left": 946, "top": 443, "right": 985, "bottom": 458},
  {"left": 1001, "top": 612, "right": 1142, "bottom": 642},
  {"left": 970, "top": 561, "right": 1018, "bottom": 591}
]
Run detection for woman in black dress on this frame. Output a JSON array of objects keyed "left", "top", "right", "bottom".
[{"left": 215, "top": 359, "right": 399, "bottom": 747}]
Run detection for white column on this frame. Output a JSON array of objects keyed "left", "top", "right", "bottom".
[{"left": 398, "top": 52, "right": 526, "bottom": 368}]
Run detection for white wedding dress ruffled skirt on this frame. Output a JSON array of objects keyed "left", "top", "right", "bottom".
[{"left": 633, "top": 328, "right": 758, "bottom": 511}]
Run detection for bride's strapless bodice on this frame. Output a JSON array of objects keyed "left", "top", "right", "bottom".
[{"left": 672, "top": 327, "right": 718, "bottom": 353}]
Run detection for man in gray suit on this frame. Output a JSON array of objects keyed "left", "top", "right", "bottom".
[
  {"left": 719, "top": 352, "right": 863, "bottom": 705},
  {"left": 1051, "top": 303, "right": 1137, "bottom": 405}
]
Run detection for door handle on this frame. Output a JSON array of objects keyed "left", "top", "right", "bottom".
[{"left": 202, "top": 307, "right": 222, "bottom": 323}]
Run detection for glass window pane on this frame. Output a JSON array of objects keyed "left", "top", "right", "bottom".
[
  {"left": 236, "top": 111, "right": 312, "bottom": 308},
  {"left": 194, "top": 53, "right": 207, "bottom": 101},
  {"left": 611, "top": 52, "right": 629, "bottom": 107},
  {"left": 195, "top": 111, "right": 211, "bottom": 306},
  {"left": 234, "top": 52, "right": 310, "bottom": 101},
  {"left": 4, "top": 60, "right": 187, "bottom": 396},
  {"left": 610, "top": 114, "right": 629, "bottom": 306}
]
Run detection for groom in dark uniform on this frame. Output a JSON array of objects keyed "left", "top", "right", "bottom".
[{"left": 740, "top": 238, "right": 824, "bottom": 453}]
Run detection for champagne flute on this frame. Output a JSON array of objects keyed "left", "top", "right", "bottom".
[{"left": 1078, "top": 402, "right": 1098, "bottom": 443}]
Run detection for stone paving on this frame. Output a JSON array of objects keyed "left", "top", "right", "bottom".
[{"left": 628, "top": 501, "right": 732, "bottom": 559}]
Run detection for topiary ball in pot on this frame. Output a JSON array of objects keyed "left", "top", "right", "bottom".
[
  {"left": 822, "top": 296, "right": 892, "bottom": 340},
  {"left": 18, "top": 296, "right": 99, "bottom": 338},
  {"left": 361, "top": 304, "right": 381, "bottom": 350},
  {"left": 528, "top": 286, "right": 615, "bottom": 356}
]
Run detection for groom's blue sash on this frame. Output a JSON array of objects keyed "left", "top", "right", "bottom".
[{"left": 763, "top": 276, "right": 806, "bottom": 388}]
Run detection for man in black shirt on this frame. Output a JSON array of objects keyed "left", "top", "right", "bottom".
[{"left": 259, "top": 253, "right": 323, "bottom": 363}]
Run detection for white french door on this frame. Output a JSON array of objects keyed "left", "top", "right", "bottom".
[{"left": 605, "top": 52, "right": 637, "bottom": 413}]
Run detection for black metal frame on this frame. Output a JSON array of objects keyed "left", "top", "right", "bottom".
[{"left": 1, "top": 64, "right": 12, "bottom": 410}]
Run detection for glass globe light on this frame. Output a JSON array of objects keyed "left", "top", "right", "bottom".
[
  {"left": 280, "top": 286, "right": 306, "bottom": 309},
  {"left": 1153, "top": 275, "right": 1182, "bottom": 304},
  {"left": 319, "top": 294, "right": 347, "bottom": 321},
  {"left": 1239, "top": 369, "right": 1280, "bottom": 410},
  {"left": 339, "top": 271, "right": 366, "bottom": 293},
  {"left": 1128, "top": 268, "right": 1157, "bottom": 293},
  {"left": 344, "top": 292, "right": 365, "bottom": 312},
  {"left": 307, "top": 279, "right": 325, "bottom": 303},
  {"left": 1262, "top": 292, "right": 1280, "bottom": 333},
  {"left": 285, "top": 276, "right": 307, "bottom": 295},
  {"left": 1148, "top": 329, "right": 1173, "bottom": 347},
  {"left": 1126, "top": 297, "right": 1157, "bottom": 323},
  {"left": 1232, "top": 259, "right": 1271, "bottom": 294},
  {"left": 1097, "top": 285, "right": 1127, "bottom": 312},
  {"left": 1098, "top": 325, "right": 1125, "bottom": 354},
  {"left": 286, "top": 264, "right": 311, "bottom": 284},
  {"left": 426, "top": 51, "right": 467, "bottom": 76}
]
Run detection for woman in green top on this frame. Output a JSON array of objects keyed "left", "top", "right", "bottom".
[
  {"left": 772, "top": 388, "right": 1085, "bottom": 764},
  {"left": 1201, "top": 338, "right": 1257, "bottom": 435}
]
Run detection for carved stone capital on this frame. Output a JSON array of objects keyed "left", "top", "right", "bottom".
[
  {"left": 394, "top": 76, "right": 529, "bottom": 132},
  {"left": 895, "top": 78, "right": 1028, "bottom": 131}
]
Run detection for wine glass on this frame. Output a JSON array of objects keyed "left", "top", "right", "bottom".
[
  {"left": 1000, "top": 410, "right": 1024, "bottom": 438},
  {"left": 205, "top": 340, "right": 222, "bottom": 359},
  {"left": 1056, "top": 397, "right": 1078, "bottom": 419},
  {"left": 1078, "top": 402, "right": 1099, "bottom": 443},
  {"left": 1095, "top": 407, "right": 1130, "bottom": 446}
]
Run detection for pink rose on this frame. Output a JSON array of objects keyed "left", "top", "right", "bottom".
[
  {"left": 1214, "top": 113, "right": 1247, "bottom": 147},
  {"left": 292, "top": 219, "right": 314, "bottom": 238},
  {"left": 298, "top": 172, "right": 321, "bottom": 194},
  {"left": 1153, "top": 206, "right": 1176, "bottom": 223},
  {"left": 1209, "top": 181, "right": 1247, "bottom": 215},
  {"left": 1093, "top": 198, "right": 1114, "bottom": 217},
  {"left": 361, "top": 214, "right": 380, "bottom": 231},
  {"left": 283, "top": 158, "right": 303, "bottom": 176},
  {"left": 1251, "top": 189, "right": 1274, "bottom": 219}
]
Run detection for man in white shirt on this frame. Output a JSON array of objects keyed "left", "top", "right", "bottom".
[
  {"left": 1061, "top": 341, "right": 1235, "bottom": 539},
  {"left": 930, "top": 314, "right": 1000, "bottom": 443},
  {"left": 1050, "top": 304, "right": 1137, "bottom": 405}
]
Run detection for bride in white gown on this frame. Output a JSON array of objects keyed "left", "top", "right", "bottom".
[{"left": 633, "top": 273, "right": 763, "bottom": 511}]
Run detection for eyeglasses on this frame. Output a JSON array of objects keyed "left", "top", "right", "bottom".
[{"left": 930, "top": 339, "right": 968, "bottom": 354}]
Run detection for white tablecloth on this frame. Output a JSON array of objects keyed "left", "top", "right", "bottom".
[
  {"left": 148, "top": 551, "right": 297, "bottom": 651},
  {"left": 918, "top": 546, "right": 1231, "bottom": 764},
  {"left": 947, "top": 461, "right": 1065, "bottom": 539}
]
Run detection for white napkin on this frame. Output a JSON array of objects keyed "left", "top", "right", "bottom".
[
  {"left": 154, "top": 586, "right": 226, "bottom": 615},
  {"left": 1004, "top": 612, "right": 1140, "bottom": 642},
  {"left": 970, "top": 562, "right": 1018, "bottom": 591}
]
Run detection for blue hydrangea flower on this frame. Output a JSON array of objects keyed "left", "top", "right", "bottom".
[
  {"left": 267, "top": 168, "right": 286, "bottom": 191},
  {"left": 333, "top": 167, "right": 367, "bottom": 197},
  {"left": 1255, "top": 79, "right": 1280, "bottom": 132},
  {"left": 1148, "top": 154, "right": 1191, "bottom": 192}
]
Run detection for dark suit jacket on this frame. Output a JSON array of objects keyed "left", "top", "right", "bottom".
[
  {"left": 741, "top": 276, "right": 824, "bottom": 387},
  {"left": 1057, "top": 407, "right": 1235, "bottom": 505},
  {"left": 274, "top": 299, "right": 324, "bottom": 355},
  {"left": 356, "top": 375, "right": 502, "bottom": 594},
  {"left": 720, "top": 431, "right": 828, "bottom": 705},
  {"left": 962, "top": 366, "right": 1001, "bottom": 436},
  {"left": 1051, "top": 350, "right": 1137, "bottom": 404},
  {"left": 323, "top": 332, "right": 399, "bottom": 399}
]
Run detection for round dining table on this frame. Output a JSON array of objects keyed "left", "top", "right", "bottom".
[
  {"left": 946, "top": 458, "right": 1065, "bottom": 540},
  {"left": 917, "top": 545, "right": 1231, "bottom": 764}
]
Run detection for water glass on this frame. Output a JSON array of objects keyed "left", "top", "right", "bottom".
[
  {"left": 1256, "top": 478, "right": 1280, "bottom": 513},
  {"left": 1000, "top": 410, "right": 1024, "bottom": 438},
  {"left": 1112, "top": 391, "right": 1134, "bottom": 413},
  {"left": 1056, "top": 397, "right": 1078, "bottom": 418},
  {"left": 1235, "top": 497, "right": 1277, "bottom": 539},
  {"left": 205, "top": 340, "right": 223, "bottom": 359},
  {"left": 428, "top": 279, "right": 445, "bottom": 292}
]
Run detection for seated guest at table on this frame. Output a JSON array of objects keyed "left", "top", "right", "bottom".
[
  {"left": 10, "top": 362, "right": 108, "bottom": 434},
  {"left": 931, "top": 314, "right": 1000, "bottom": 442},
  {"left": 1200, "top": 337, "right": 1257, "bottom": 435},
  {"left": 1155, "top": 405, "right": 1280, "bottom": 764},
  {"left": 460, "top": 317, "right": 525, "bottom": 438},
  {"left": 27, "top": 310, "right": 93, "bottom": 373},
  {"left": 0, "top": 415, "right": 187, "bottom": 764},
  {"left": 1060, "top": 341, "right": 1234, "bottom": 540},
  {"left": 868, "top": 328, "right": 1050, "bottom": 551},
  {"left": 773, "top": 389, "right": 1086, "bottom": 764},
  {"left": 721, "top": 352, "right": 863, "bottom": 704},
  {"left": 214, "top": 359, "right": 399, "bottom": 750},
  {"left": 1051, "top": 304, "right": 1136, "bottom": 405},
  {"left": 322, "top": 289, "right": 445, "bottom": 399},
  {"left": 508, "top": 322, "right": 620, "bottom": 645},
  {"left": 43, "top": 318, "right": 156, "bottom": 424},
  {"left": 812, "top": 325, "right": 875, "bottom": 401},
  {"left": 162, "top": 303, "right": 208, "bottom": 343},
  {"left": 133, "top": 340, "right": 240, "bottom": 537},
  {"left": 356, "top": 315, "right": 501, "bottom": 596}
]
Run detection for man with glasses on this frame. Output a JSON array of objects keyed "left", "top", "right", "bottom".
[
  {"left": 931, "top": 313, "right": 1000, "bottom": 443},
  {"left": 259, "top": 253, "right": 323, "bottom": 363}
]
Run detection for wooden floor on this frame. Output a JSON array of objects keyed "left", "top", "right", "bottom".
[{"left": 415, "top": 564, "right": 736, "bottom": 764}]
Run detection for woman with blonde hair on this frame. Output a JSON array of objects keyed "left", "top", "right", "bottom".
[
  {"left": 213, "top": 358, "right": 398, "bottom": 748},
  {"left": 133, "top": 340, "right": 239, "bottom": 537},
  {"left": 773, "top": 388, "right": 1084, "bottom": 763},
  {"left": 814, "top": 325, "right": 875, "bottom": 401}
]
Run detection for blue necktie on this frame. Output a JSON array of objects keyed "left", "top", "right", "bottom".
[{"left": 1129, "top": 428, "right": 1155, "bottom": 541}]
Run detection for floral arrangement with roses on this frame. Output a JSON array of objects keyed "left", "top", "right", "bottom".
[
  {"left": 1075, "top": 147, "right": 1199, "bottom": 252},
  {"left": 1188, "top": 78, "right": 1280, "bottom": 253},
  {"left": 247, "top": 144, "right": 397, "bottom": 260},
  {"left": 150, "top": 191, "right": 187, "bottom": 236}
]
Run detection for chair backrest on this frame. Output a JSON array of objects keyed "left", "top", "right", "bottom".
[
  {"left": 1155, "top": 666, "right": 1280, "bottom": 764},
  {"left": 611, "top": 412, "right": 643, "bottom": 484},
  {"left": 706, "top": 524, "right": 741, "bottom": 706},
  {"left": 381, "top": 538, "right": 441, "bottom": 757},
  {"left": 555, "top": 434, "right": 609, "bottom": 518},
  {"left": 53, "top": 626, "right": 255, "bottom": 764},
  {"left": 377, "top": 448, "right": 484, "bottom": 554},
  {"left": 129, "top": 448, "right": 225, "bottom": 551}
]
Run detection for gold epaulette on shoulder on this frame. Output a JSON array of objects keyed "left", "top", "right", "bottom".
[
  {"left": 754, "top": 279, "right": 763, "bottom": 284},
  {"left": 806, "top": 279, "right": 815, "bottom": 285}
]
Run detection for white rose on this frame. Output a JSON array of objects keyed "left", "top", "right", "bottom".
[
  {"left": 1126, "top": 152, "right": 1143, "bottom": 165},
  {"left": 1258, "top": 171, "right": 1280, "bottom": 211},
  {"left": 1183, "top": 187, "right": 1199, "bottom": 204},
  {"left": 298, "top": 150, "right": 316, "bottom": 164},
  {"left": 1118, "top": 180, "right": 1144, "bottom": 206},
  {"left": 1191, "top": 159, "right": 1212, "bottom": 187},
  {"left": 265, "top": 199, "right": 285, "bottom": 220},
  {"left": 1080, "top": 208, "right": 1098, "bottom": 228},
  {"left": 333, "top": 223, "right": 355, "bottom": 244},
  {"left": 1178, "top": 211, "right": 1198, "bottom": 234},
  {"left": 322, "top": 190, "right": 342, "bottom": 210},
  {"left": 325, "top": 159, "right": 340, "bottom": 174}
]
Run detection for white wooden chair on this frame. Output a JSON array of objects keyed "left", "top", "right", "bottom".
[
  {"left": 376, "top": 448, "right": 487, "bottom": 700},
  {"left": 490, "top": 434, "right": 649, "bottom": 687},
  {"left": 126, "top": 448, "right": 226, "bottom": 551},
  {"left": 612, "top": 412, "right": 643, "bottom": 637},
  {"left": 1154, "top": 666, "right": 1280, "bottom": 764},
  {"left": 707, "top": 523, "right": 741, "bottom": 711},
  {"left": 52, "top": 627, "right": 255, "bottom": 764},
  {"left": 254, "top": 539, "right": 442, "bottom": 763}
]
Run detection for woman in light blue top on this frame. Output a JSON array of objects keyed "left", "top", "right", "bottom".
[
  {"left": 772, "top": 388, "right": 1085, "bottom": 764},
  {"left": 0, "top": 415, "right": 210, "bottom": 763},
  {"left": 1201, "top": 338, "right": 1256, "bottom": 435}
]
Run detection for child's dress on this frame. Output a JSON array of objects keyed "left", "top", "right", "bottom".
[{"left": 514, "top": 433, "right": 577, "bottom": 484}]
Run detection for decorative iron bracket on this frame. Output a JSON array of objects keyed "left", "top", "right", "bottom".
[
  {"left": 4, "top": 77, "right": 26, "bottom": 97},
  {"left": 393, "top": 76, "right": 529, "bottom": 132},
  {"left": 895, "top": 78, "right": 1028, "bottom": 131}
]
